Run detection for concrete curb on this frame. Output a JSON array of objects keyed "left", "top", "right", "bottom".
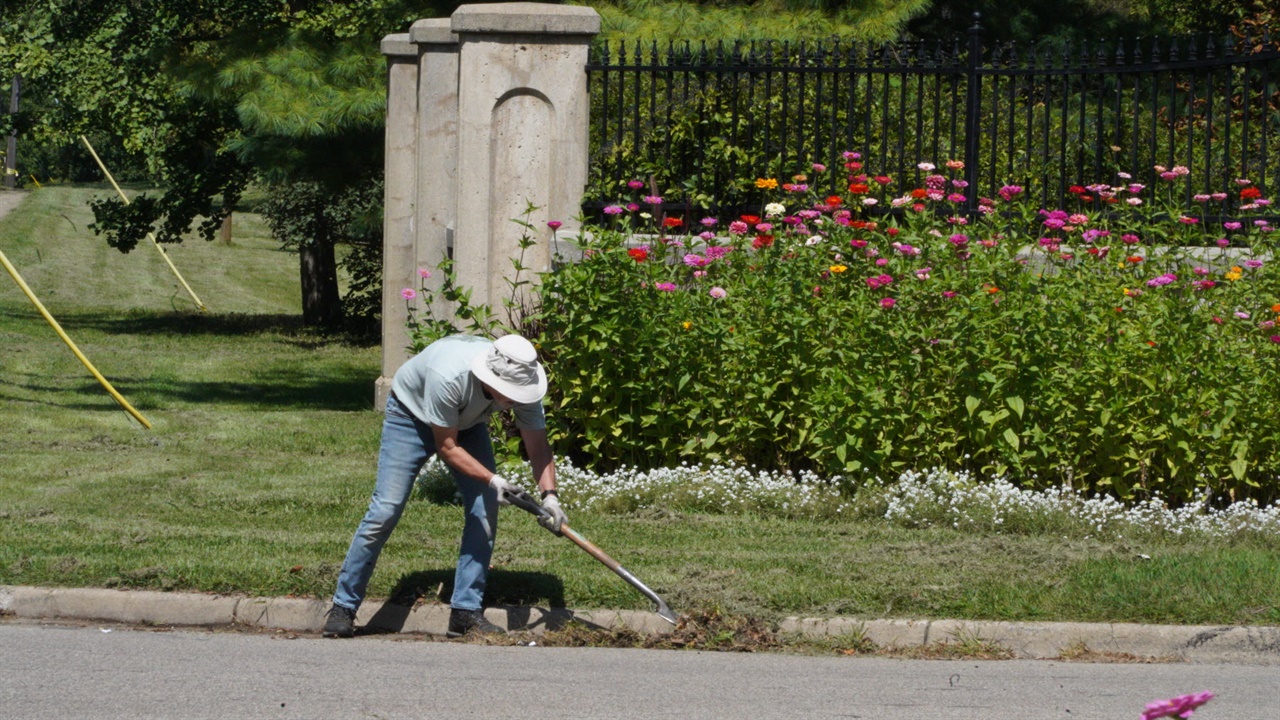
[
  {"left": 4, "top": 585, "right": 1277, "bottom": 663},
  {"left": 0, "top": 586, "right": 672, "bottom": 639}
]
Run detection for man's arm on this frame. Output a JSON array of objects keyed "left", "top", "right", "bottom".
[
  {"left": 521, "top": 427, "right": 557, "bottom": 494},
  {"left": 432, "top": 425, "right": 497, "bottom": 486}
]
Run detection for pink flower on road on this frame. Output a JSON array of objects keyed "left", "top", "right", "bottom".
[
  {"left": 400, "top": 288, "right": 417, "bottom": 300},
  {"left": 709, "top": 286, "right": 727, "bottom": 299},
  {"left": 1140, "top": 691, "right": 1214, "bottom": 720},
  {"left": 879, "top": 297, "right": 896, "bottom": 308}
]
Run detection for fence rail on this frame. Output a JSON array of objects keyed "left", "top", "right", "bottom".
[{"left": 586, "top": 23, "right": 1280, "bottom": 220}]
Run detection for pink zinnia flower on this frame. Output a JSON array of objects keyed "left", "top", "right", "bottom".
[
  {"left": 1140, "top": 691, "right": 1214, "bottom": 720},
  {"left": 627, "top": 180, "right": 645, "bottom": 190},
  {"left": 1245, "top": 259, "right": 1264, "bottom": 269},
  {"left": 417, "top": 268, "right": 432, "bottom": 279},
  {"left": 709, "top": 286, "right": 727, "bottom": 299},
  {"left": 879, "top": 297, "right": 896, "bottom": 308},
  {"left": 1217, "top": 238, "right": 1231, "bottom": 248},
  {"left": 401, "top": 288, "right": 417, "bottom": 300},
  {"left": 728, "top": 221, "right": 749, "bottom": 235},
  {"left": 1224, "top": 221, "right": 1243, "bottom": 230},
  {"left": 603, "top": 205, "right": 624, "bottom": 215},
  {"left": 683, "top": 253, "right": 710, "bottom": 268},
  {"left": 998, "top": 185, "right": 1023, "bottom": 201},
  {"left": 942, "top": 291, "right": 957, "bottom": 299},
  {"left": 1272, "top": 335, "right": 1280, "bottom": 343},
  {"left": 654, "top": 282, "right": 677, "bottom": 292},
  {"left": 700, "top": 217, "right": 718, "bottom": 227},
  {"left": 642, "top": 195, "right": 663, "bottom": 205},
  {"left": 547, "top": 220, "right": 563, "bottom": 230}
]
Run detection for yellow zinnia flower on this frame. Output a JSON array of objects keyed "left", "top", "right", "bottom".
[
  {"left": 829, "top": 265, "right": 848, "bottom": 274},
  {"left": 755, "top": 177, "right": 778, "bottom": 189},
  {"left": 681, "top": 321, "right": 692, "bottom": 330}
]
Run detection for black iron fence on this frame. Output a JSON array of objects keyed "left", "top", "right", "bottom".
[{"left": 586, "top": 22, "right": 1280, "bottom": 219}]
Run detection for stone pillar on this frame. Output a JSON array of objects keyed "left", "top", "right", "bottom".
[
  {"left": 376, "top": 3, "right": 599, "bottom": 409},
  {"left": 376, "top": 33, "right": 420, "bottom": 410},
  {"left": 451, "top": 2, "right": 600, "bottom": 321},
  {"left": 410, "top": 19, "right": 460, "bottom": 329}
]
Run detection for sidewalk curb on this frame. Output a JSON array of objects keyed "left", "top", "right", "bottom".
[{"left": 3, "top": 585, "right": 1278, "bottom": 663}]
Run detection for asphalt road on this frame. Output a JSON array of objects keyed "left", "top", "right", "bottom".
[{"left": 1, "top": 621, "right": 1272, "bottom": 719}]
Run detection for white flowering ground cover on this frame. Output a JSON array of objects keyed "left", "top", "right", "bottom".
[{"left": 421, "top": 457, "right": 1280, "bottom": 540}]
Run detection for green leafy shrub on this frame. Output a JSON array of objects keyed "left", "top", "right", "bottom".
[{"left": 535, "top": 157, "right": 1280, "bottom": 502}]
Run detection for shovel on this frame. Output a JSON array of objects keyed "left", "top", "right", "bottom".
[{"left": 504, "top": 490, "right": 678, "bottom": 625}]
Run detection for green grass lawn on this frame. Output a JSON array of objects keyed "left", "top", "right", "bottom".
[{"left": 2, "top": 186, "right": 1278, "bottom": 628}]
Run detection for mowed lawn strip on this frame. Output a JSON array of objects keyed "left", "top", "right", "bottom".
[{"left": 2, "top": 186, "right": 1278, "bottom": 626}]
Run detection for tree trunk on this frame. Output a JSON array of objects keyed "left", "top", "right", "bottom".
[{"left": 299, "top": 237, "right": 341, "bottom": 328}]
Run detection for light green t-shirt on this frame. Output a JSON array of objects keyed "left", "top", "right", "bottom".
[{"left": 390, "top": 335, "right": 546, "bottom": 431}]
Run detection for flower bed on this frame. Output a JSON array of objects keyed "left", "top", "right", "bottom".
[{"left": 535, "top": 155, "right": 1280, "bottom": 503}]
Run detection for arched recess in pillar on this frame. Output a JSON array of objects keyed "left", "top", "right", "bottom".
[{"left": 487, "top": 87, "right": 555, "bottom": 318}]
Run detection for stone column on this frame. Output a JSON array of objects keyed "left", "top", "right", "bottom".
[
  {"left": 376, "top": 33, "right": 420, "bottom": 410},
  {"left": 451, "top": 2, "right": 600, "bottom": 323},
  {"left": 410, "top": 19, "right": 460, "bottom": 331}
]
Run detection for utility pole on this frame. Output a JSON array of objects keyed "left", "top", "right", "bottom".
[{"left": 4, "top": 74, "right": 18, "bottom": 189}]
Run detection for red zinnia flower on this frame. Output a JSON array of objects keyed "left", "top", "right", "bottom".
[
  {"left": 1241, "top": 187, "right": 1263, "bottom": 200},
  {"left": 740, "top": 215, "right": 760, "bottom": 225},
  {"left": 910, "top": 188, "right": 928, "bottom": 200},
  {"left": 848, "top": 183, "right": 870, "bottom": 195},
  {"left": 826, "top": 195, "right": 842, "bottom": 207},
  {"left": 628, "top": 248, "right": 648, "bottom": 262},
  {"left": 662, "top": 217, "right": 683, "bottom": 228},
  {"left": 1069, "top": 185, "right": 1085, "bottom": 194},
  {"left": 752, "top": 235, "right": 774, "bottom": 249}
]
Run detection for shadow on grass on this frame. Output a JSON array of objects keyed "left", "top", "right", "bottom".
[
  {"left": 7, "top": 306, "right": 376, "bottom": 348},
  {"left": 360, "top": 568, "right": 567, "bottom": 635},
  {"left": 3, "top": 362, "right": 375, "bottom": 412}
]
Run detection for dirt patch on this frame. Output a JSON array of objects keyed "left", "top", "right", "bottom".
[{"left": 0, "top": 190, "right": 28, "bottom": 221}]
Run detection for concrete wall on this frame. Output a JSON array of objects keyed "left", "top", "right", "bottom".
[{"left": 377, "top": 3, "right": 600, "bottom": 410}]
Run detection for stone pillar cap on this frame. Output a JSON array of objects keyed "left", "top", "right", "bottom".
[
  {"left": 380, "top": 33, "right": 416, "bottom": 57},
  {"left": 411, "top": 18, "right": 460, "bottom": 45},
  {"left": 451, "top": 2, "right": 601, "bottom": 35}
]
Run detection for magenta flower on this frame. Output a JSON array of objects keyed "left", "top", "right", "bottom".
[
  {"left": 683, "top": 253, "right": 710, "bottom": 268},
  {"left": 1140, "top": 691, "right": 1214, "bottom": 720},
  {"left": 400, "top": 288, "right": 417, "bottom": 300},
  {"left": 1235, "top": 311, "right": 1251, "bottom": 320},
  {"left": 642, "top": 195, "right": 663, "bottom": 205},
  {"left": 698, "top": 231, "right": 715, "bottom": 241},
  {"left": 755, "top": 222, "right": 773, "bottom": 233},
  {"left": 812, "top": 163, "right": 826, "bottom": 172},
  {"left": 1217, "top": 238, "right": 1231, "bottom": 248},
  {"left": 1272, "top": 335, "right": 1280, "bottom": 343},
  {"left": 705, "top": 246, "right": 733, "bottom": 260},
  {"left": 1121, "top": 234, "right": 1141, "bottom": 245},
  {"left": 998, "top": 185, "right": 1023, "bottom": 201},
  {"left": 709, "top": 286, "right": 727, "bottom": 299},
  {"left": 1245, "top": 259, "right": 1264, "bottom": 269},
  {"left": 879, "top": 297, "right": 896, "bottom": 308},
  {"left": 626, "top": 203, "right": 641, "bottom": 212},
  {"left": 654, "top": 282, "right": 677, "bottom": 292},
  {"left": 948, "top": 234, "right": 969, "bottom": 246},
  {"left": 1224, "top": 221, "right": 1243, "bottom": 230},
  {"left": 915, "top": 267, "right": 932, "bottom": 280},
  {"left": 942, "top": 290, "right": 957, "bottom": 298},
  {"left": 1146, "top": 273, "right": 1177, "bottom": 287},
  {"left": 547, "top": 220, "right": 563, "bottom": 230},
  {"left": 417, "top": 268, "right": 432, "bottom": 279},
  {"left": 700, "top": 217, "right": 718, "bottom": 227},
  {"left": 627, "top": 180, "right": 644, "bottom": 190},
  {"left": 603, "top": 205, "right": 624, "bottom": 215},
  {"left": 1193, "top": 266, "right": 1210, "bottom": 276},
  {"left": 728, "top": 221, "right": 749, "bottom": 235}
]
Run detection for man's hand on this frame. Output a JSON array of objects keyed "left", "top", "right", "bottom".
[
  {"left": 539, "top": 494, "right": 568, "bottom": 534},
  {"left": 489, "top": 475, "right": 528, "bottom": 506}
]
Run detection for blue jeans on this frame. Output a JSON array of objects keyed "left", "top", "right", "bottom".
[{"left": 332, "top": 393, "right": 499, "bottom": 612}]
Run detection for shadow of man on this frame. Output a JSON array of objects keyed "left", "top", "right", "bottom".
[{"left": 360, "top": 568, "right": 579, "bottom": 635}]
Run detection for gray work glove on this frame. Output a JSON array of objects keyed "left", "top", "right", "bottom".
[
  {"left": 489, "top": 475, "right": 528, "bottom": 507},
  {"left": 539, "top": 494, "right": 568, "bottom": 534}
]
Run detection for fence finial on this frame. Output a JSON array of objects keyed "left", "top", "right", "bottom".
[{"left": 969, "top": 12, "right": 982, "bottom": 33}]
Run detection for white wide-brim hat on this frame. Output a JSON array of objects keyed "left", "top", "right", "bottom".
[{"left": 470, "top": 334, "right": 548, "bottom": 405}]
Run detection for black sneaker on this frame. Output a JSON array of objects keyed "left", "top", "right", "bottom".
[
  {"left": 447, "top": 608, "right": 505, "bottom": 638},
  {"left": 322, "top": 604, "right": 357, "bottom": 638}
]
